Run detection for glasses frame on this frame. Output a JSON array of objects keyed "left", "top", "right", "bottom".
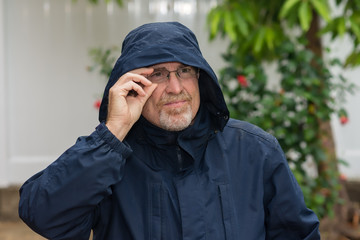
[{"left": 147, "top": 66, "right": 199, "bottom": 84}]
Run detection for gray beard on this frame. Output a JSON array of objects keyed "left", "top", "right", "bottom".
[{"left": 159, "top": 104, "right": 192, "bottom": 131}]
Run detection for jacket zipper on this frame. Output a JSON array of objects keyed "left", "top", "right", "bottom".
[{"left": 176, "top": 145, "right": 183, "bottom": 171}]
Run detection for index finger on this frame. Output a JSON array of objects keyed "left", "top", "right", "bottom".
[
  {"left": 113, "top": 67, "right": 154, "bottom": 89},
  {"left": 130, "top": 67, "right": 154, "bottom": 77},
  {"left": 128, "top": 67, "right": 154, "bottom": 86}
]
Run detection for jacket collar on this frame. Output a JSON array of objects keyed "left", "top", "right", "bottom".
[{"left": 129, "top": 105, "right": 216, "bottom": 169}]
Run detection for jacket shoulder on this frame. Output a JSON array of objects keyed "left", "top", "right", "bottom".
[{"left": 223, "top": 118, "right": 278, "bottom": 146}]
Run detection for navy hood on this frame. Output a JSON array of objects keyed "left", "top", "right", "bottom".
[{"left": 99, "top": 21, "right": 229, "bottom": 131}]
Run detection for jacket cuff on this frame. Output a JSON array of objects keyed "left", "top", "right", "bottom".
[{"left": 95, "top": 122, "right": 133, "bottom": 158}]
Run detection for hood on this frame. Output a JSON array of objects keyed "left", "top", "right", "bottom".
[{"left": 99, "top": 21, "right": 229, "bottom": 131}]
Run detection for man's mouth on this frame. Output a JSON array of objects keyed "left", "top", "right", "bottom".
[
  {"left": 157, "top": 91, "right": 192, "bottom": 108},
  {"left": 164, "top": 100, "right": 187, "bottom": 107}
]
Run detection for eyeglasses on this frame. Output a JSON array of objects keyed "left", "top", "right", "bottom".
[{"left": 147, "top": 66, "right": 199, "bottom": 84}]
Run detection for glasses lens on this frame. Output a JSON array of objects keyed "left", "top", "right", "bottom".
[
  {"left": 148, "top": 66, "right": 198, "bottom": 83},
  {"left": 148, "top": 69, "right": 167, "bottom": 83},
  {"left": 177, "top": 67, "right": 197, "bottom": 79}
]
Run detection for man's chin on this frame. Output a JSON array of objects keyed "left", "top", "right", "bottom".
[{"left": 159, "top": 108, "right": 193, "bottom": 131}]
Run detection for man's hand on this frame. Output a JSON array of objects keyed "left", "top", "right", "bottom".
[{"left": 105, "top": 67, "right": 157, "bottom": 141}]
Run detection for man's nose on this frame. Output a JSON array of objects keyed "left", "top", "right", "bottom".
[{"left": 165, "top": 72, "right": 182, "bottom": 94}]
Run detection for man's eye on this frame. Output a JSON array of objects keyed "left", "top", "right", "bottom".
[
  {"left": 180, "top": 67, "right": 192, "bottom": 73},
  {"left": 151, "top": 71, "right": 163, "bottom": 77}
]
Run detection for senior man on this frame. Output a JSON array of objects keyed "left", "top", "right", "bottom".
[{"left": 19, "top": 22, "right": 320, "bottom": 240}]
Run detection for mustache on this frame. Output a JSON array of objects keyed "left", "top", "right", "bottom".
[{"left": 157, "top": 91, "right": 192, "bottom": 107}]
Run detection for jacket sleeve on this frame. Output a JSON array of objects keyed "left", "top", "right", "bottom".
[
  {"left": 18, "top": 123, "right": 132, "bottom": 240},
  {"left": 263, "top": 140, "right": 320, "bottom": 240}
]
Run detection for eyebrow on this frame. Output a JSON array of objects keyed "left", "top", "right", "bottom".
[{"left": 152, "top": 67, "right": 168, "bottom": 72}]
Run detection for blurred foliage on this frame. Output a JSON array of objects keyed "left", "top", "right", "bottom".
[
  {"left": 208, "top": 0, "right": 360, "bottom": 67},
  {"left": 207, "top": 0, "right": 358, "bottom": 219},
  {"left": 87, "top": 46, "right": 120, "bottom": 79}
]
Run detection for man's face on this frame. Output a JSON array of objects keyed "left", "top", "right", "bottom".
[{"left": 141, "top": 62, "right": 200, "bottom": 131}]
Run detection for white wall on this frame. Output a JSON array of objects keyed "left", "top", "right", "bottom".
[
  {"left": 0, "top": 0, "right": 8, "bottom": 186},
  {"left": 0, "top": 0, "right": 359, "bottom": 187}
]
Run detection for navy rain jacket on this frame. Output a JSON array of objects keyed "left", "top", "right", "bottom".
[{"left": 19, "top": 22, "right": 320, "bottom": 240}]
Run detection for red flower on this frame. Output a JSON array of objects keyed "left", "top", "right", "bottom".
[
  {"left": 94, "top": 99, "right": 101, "bottom": 110},
  {"left": 237, "top": 75, "right": 248, "bottom": 87},
  {"left": 339, "top": 173, "right": 347, "bottom": 181},
  {"left": 340, "top": 115, "right": 349, "bottom": 125}
]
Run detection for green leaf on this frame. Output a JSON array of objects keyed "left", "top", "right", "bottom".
[
  {"left": 238, "top": 4, "right": 256, "bottom": 25},
  {"left": 279, "top": 0, "right": 301, "bottom": 18},
  {"left": 349, "top": 17, "right": 360, "bottom": 41},
  {"left": 208, "top": 9, "right": 222, "bottom": 40},
  {"left": 293, "top": 170, "right": 304, "bottom": 184},
  {"left": 265, "top": 26, "right": 275, "bottom": 50},
  {"left": 234, "top": 11, "right": 249, "bottom": 36},
  {"left": 254, "top": 27, "right": 266, "bottom": 53},
  {"left": 318, "top": 18, "right": 335, "bottom": 36},
  {"left": 337, "top": 17, "right": 346, "bottom": 36},
  {"left": 224, "top": 12, "right": 237, "bottom": 42},
  {"left": 115, "top": 0, "right": 123, "bottom": 7},
  {"left": 310, "top": 0, "right": 331, "bottom": 22},
  {"left": 345, "top": 51, "right": 360, "bottom": 67},
  {"left": 304, "top": 129, "right": 316, "bottom": 141},
  {"left": 338, "top": 158, "right": 349, "bottom": 167},
  {"left": 298, "top": 1, "right": 312, "bottom": 31},
  {"left": 314, "top": 194, "right": 326, "bottom": 205}
]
